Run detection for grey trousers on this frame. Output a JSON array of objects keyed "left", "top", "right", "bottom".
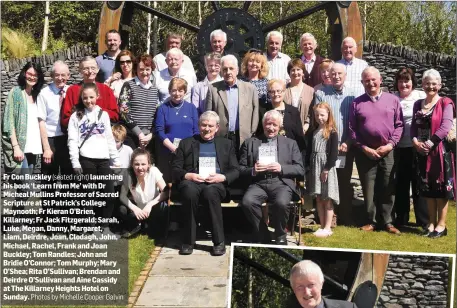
[{"left": 355, "top": 148, "right": 395, "bottom": 226}]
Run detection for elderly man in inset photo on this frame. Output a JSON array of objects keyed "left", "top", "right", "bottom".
[
  {"left": 239, "top": 110, "right": 304, "bottom": 245},
  {"left": 289, "top": 260, "right": 358, "bottom": 308}
]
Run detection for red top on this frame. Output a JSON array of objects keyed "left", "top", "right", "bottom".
[{"left": 60, "top": 82, "right": 119, "bottom": 129}]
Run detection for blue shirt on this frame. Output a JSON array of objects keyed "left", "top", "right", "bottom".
[
  {"left": 199, "top": 139, "right": 221, "bottom": 174},
  {"left": 96, "top": 52, "right": 116, "bottom": 83},
  {"left": 155, "top": 101, "right": 199, "bottom": 152},
  {"left": 336, "top": 57, "right": 368, "bottom": 97},
  {"left": 226, "top": 81, "right": 239, "bottom": 131}
]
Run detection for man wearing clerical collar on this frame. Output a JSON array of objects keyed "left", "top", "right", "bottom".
[
  {"left": 172, "top": 111, "right": 239, "bottom": 256},
  {"left": 239, "top": 110, "right": 304, "bottom": 245}
]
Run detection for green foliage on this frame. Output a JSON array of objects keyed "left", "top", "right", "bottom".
[{"left": 1, "top": 27, "right": 41, "bottom": 59}]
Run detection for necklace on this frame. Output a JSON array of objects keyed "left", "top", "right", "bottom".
[{"left": 172, "top": 102, "right": 185, "bottom": 115}]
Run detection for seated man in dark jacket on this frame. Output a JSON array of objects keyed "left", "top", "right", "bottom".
[
  {"left": 172, "top": 111, "right": 239, "bottom": 256},
  {"left": 239, "top": 110, "right": 304, "bottom": 245}
]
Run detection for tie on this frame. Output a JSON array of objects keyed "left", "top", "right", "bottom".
[{"left": 58, "top": 89, "right": 65, "bottom": 108}]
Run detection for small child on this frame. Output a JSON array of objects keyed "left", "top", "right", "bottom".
[
  {"left": 111, "top": 124, "right": 133, "bottom": 168},
  {"left": 67, "top": 82, "right": 120, "bottom": 236},
  {"left": 306, "top": 102, "right": 339, "bottom": 237}
]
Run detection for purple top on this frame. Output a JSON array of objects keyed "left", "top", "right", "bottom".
[
  {"left": 349, "top": 92, "right": 404, "bottom": 149},
  {"left": 410, "top": 98, "right": 454, "bottom": 144}
]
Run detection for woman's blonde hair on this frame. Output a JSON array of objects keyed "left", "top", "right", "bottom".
[{"left": 241, "top": 51, "right": 269, "bottom": 79}]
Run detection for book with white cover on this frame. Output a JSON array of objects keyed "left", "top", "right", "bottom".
[
  {"left": 258, "top": 145, "right": 277, "bottom": 164},
  {"left": 199, "top": 157, "right": 216, "bottom": 179},
  {"left": 173, "top": 138, "right": 181, "bottom": 148},
  {"left": 335, "top": 155, "right": 346, "bottom": 168}
]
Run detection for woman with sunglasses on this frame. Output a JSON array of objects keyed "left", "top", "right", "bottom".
[
  {"left": 105, "top": 50, "right": 136, "bottom": 99},
  {"left": 2, "top": 62, "right": 45, "bottom": 173},
  {"left": 241, "top": 49, "right": 270, "bottom": 106}
]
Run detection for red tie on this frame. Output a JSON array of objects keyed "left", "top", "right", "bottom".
[{"left": 59, "top": 89, "right": 65, "bottom": 108}]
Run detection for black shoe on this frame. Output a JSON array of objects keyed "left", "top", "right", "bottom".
[
  {"left": 421, "top": 229, "right": 432, "bottom": 237},
  {"left": 275, "top": 234, "right": 288, "bottom": 246},
  {"left": 121, "top": 224, "right": 142, "bottom": 239},
  {"left": 429, "top": 228, "right": 447, "bottom": 238},
  {"left": 212, "top": 242, "right": 226, "bottom": 256},
  {"left": 179, "top": 244, "right": 194, "bottom": 255}
]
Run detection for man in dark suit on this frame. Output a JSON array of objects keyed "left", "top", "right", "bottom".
[
  {"left": 289, "top": 260, "right": 358, "bottom": 308},
  {"left": 172, "top": 111, "right": 239, "bottom": 256},
  {"left": 239, "top": 110, "right": 304, "bottom": 245}
]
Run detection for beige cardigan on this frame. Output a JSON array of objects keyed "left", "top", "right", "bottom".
[{"left": 284, "top": 83, "right": 314, "bottom": 134}]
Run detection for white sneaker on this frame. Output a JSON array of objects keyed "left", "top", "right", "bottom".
[
  {"left": 315, "top": 229, "right": 333, "bottom": 238},
  {"left": 313, "top": 228, "right": 324, "bottom": 236}
]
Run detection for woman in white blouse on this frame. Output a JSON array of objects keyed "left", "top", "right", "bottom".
[
  {"left": 393, "top": 67, "right": 427, "bottom": 228},
  {"left": 119, "top": 148, "right": 167, "bottom": 237}
]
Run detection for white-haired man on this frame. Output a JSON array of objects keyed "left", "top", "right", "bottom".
[
  {"left": 313, "top": 63, "right": 356, "bottom": 225},
  {"left": 210, "top": 29, "right": 227, "bottom": 54},
  {"left": 172, "top": 111, "right": 239, "bottom": 256},
  {"left": 289, "top": 260, "right": 358, "bottom": 308},
  {"left": 153, "top": 32, "right": 196, "bottom": 75},
  {"left": 240, "top": 110, "right": 304, "bottom": 245},
  {"left": 264, "top": 31, "right": 291, "bottom": 83},
  {"left": 298, "top": 33, "right": 324, "bottom": 87},
  {"left": 336, "top": 37, "right": 368, "bottom": 97},
  {"left": 349, "top": 66, "right": 403, "bottom": 235},
  {"left": 206, "top": 54, "right": 259, "bottom": 155},
  {"left": 154, "top": 47, "right": 197, "bottom": 104}
]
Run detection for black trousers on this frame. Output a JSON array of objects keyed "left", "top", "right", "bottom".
[
  {"left": 336, "top": 147, "right": 355, "bottom": 225},
  {"left": 178, "top": 180, "right": 226, "bottom": 245},
  {"left": 355, "top": 148, "right": 395, "bottom": 226},
  {"left": 393, "top": 147, "right": 428, "bottom": 227},
  {"left": 226, "top": 131, "right": 240, "bottom": 158},
  {"left": 241, "top": 178, "right": 293, "bottom": 239},
  {"left": 80, "top": 156, "right": 115, "bottom": 227}
]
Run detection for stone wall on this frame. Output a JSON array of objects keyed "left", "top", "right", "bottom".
[
  {"left": 1, "top": 44, "right": 95, "bottom": 109},
  {"left": 377, "top": 255, "right": 450, "bottom": 307},
  {"left": 363, "top": 41, "right": 456, "bottom": 103}
]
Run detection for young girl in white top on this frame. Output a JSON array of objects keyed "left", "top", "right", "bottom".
[
  {"left": 67, "top": 83, "right": 120, "bottom": 235},
  {"left": 119, "top": 148, "right": 167, "bottom": 237}
]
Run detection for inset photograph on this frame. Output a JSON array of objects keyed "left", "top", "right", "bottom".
[{"left": 229, "top": 244, "right": 455, "bottom": 308}]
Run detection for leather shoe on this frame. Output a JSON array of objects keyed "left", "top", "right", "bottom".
[
  {"left": 429, "top": 228, "right": 447, "bottom": 238},
  {"left": 275, "top": 234, "right": 288, "bottom": 245},
  {"left": 385, "top": 224, "right": 401, "bottom": 235},
  {"left": 421, "top": 229, "right": 432, "bottom": 237},
  {"left": 212, "top": 242, "right": 226, "bottom": 256},
  {"left": 360, "top": 224, "right": 375, "bottom": 232},
  {"left": 179, "top": 244, "right": 194, "bottom": 255}
]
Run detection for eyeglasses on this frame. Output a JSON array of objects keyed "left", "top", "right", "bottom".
[
  {"left": 268, "top": 90, "right": 283, "bottom": 94},
  {"left": 120, "top": 60, "right": 132, "bottom": 65},
  {"left": 82, "top": 67, "right": 98, "bottom": 72}
]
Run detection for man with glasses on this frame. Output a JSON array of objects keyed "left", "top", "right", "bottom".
[
  {"left": 96, "top": 29, "right": 122, "bottom": 83},
  {"left": 60, "top": 56, "right": 119, "bottom": 130},
  {"left": 153, "top": 33, "right": 196, "bottom": 77},
  {"left": 206, "top": 54, "right": 259, "bottom": 155},
  {"left": 264, "top": 31, "right": 291, "bottom": 83}
]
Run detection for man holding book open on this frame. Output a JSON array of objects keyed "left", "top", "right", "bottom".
[
  {"left": 172, "top": 111, "right": 239, "bottom": 256},
  {"left": 239, "top": 110, "right": 304, "bottom": 245}
]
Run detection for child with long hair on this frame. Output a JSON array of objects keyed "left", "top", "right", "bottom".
[
  {"left": 306, "top": 102, "right": 339, "bottom": 237},
  {"left": 67, "top": 82, "right": 120, "bottom": 235},
  {"left": 118, "top": 148, "right": 167, "bottom": 237}
]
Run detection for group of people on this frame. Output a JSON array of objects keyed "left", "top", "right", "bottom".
[{"left": 2, "top": 28, "right": 455, "bottom": 255}]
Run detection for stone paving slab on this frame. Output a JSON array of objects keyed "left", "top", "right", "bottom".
[
  {"left": 150, "top": 253, "right": 229, "bottom": 277},
  {"left": 135, "top": 276, "right": 228, "bottom": 307}
]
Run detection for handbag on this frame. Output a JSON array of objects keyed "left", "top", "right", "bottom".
[{"left": 79, "top": 109, "right": 103, "bottom": 151}]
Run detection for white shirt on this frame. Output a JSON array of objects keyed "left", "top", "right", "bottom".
[
  {"left": 154, "top": 67, "right": 197, "bottom": 104},
  {"left": 264, "top": 51, "right": 291, "bottom": 83},
  {"left": 111, "top": 144, "right": 133, "bottom": 168},
  {"left": 301, "top": 54, "right": 316, "bottom": 74},
  {"left": 336, "top": 57, "right": 368, "bottom": 97},
  {"left": 37, "top": 83, "right": 69, "bottom": 137},
  {"left": 395, "top": 90, "right": 426, "bottom": 148},
  {"left": 110, "top": 77, "right": 133, "bottom": 99},
  {"left": 153, "top": 52, "right": 196, "bottom": 77},
  {"left": 24, "top": 102, "right": 43, "bottom": 154},
  {"left": 129, "top": 166, "right": 163, "bottom": 209},
  {"left": 67, "top": 106, "right": 119, "bottom": 168}
]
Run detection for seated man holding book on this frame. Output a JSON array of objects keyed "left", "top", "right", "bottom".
[
  {"left": 240, "top": 110, "right": 305, "bottom": 245},
  {"left": 172, "top": 111, "right": 240, "bottom": 256}
]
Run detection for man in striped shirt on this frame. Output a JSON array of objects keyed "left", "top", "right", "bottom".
[
  {"left": 314, "top": 63, "right": 356, "bottom": 225},
  {"left": 264, "top": 31, "right": 291, "bottom": 83},
  {"left": 336, "top": 37, "right": 368, "bottom": 97}
]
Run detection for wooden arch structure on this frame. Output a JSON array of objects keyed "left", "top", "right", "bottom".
[{"left": 97, "top": 1, "right": 363, "bottom": 59}]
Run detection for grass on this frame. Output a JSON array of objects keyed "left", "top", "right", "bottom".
[
  {"left": 3, "top": 235, "right": 155, "bottom": 308},
  {"left": 301, "top": 201, "right": 456, "bottom": 254}
]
